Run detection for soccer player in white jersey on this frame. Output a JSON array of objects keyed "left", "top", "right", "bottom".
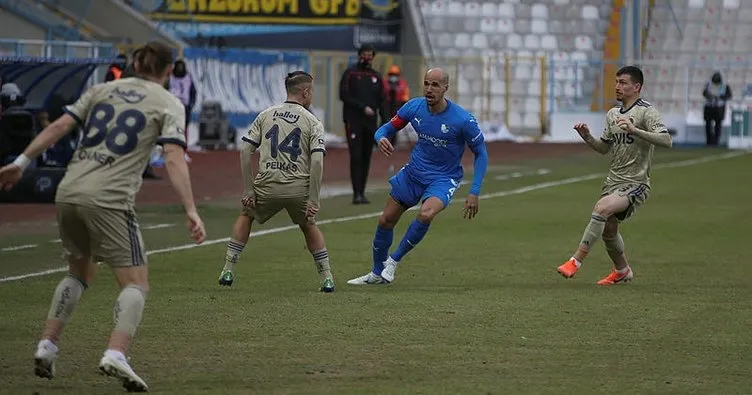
[
  {"left": 0, "top": 42, "right": 206, "bottom": 392},
  {"left": 556, "top": 66, "right": 672, "bottom": 285}
]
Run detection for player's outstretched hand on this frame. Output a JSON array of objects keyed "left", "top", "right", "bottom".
[
  {"left": 377, "top": 137, "right": 394, "bottom": 157},
  {"left": 0, "top": 164, "right": 23, "bottom": 191},
  {"left": 186, "top": 211, "right": 206, "bottom": 244},
  {"left": 305, "top": 202, "right": 319, "bottom": 224},
  {"left": 463, "top": 194, "right": 479, "bottom": 220},
  {"left": 241, "top": 191, "right": 255, "bottom": 208},
  {"left": 573, "top": 123, "right": 591, "bottom": 139}
]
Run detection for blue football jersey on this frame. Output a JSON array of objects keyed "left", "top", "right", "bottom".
[{"left": 392, "top": 98, "right": 484, "bottom": 183}]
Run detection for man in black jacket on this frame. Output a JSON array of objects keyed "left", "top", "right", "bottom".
[{"left": 339, "top": 44, "right": 387, "bottom": 204}]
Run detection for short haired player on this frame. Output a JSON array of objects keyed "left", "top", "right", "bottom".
[
  {"left": 0, "top": 42, "right": 206, "bottom": 392},
  {"left": 347, "top": 68, "right": 488, "bottom": 285},
  {"left": 217, "top": 71, "right": 334, "bottom": 292},
  {"left": 556, "top": 65, "right": 672, "bottom": 285}
]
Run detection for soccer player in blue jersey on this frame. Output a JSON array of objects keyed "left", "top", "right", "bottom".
[{"left": 347, "top": 68, "right": 489, "bottom": 285}]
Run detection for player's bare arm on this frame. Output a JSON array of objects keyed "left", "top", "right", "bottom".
[
  {"left": 239, "top": 142, "right": 257, "bottom": 207},
  {"left": 163, "top": 143, "right": 206, "bottom": 243},
  {"left": 574, "top": 123, "right": 611, "bottom": 154},
  {"left": 0, "top": 114, "right": 77, "bottom": 190},
  {"left": 616, "top": 117, "right": 673, "bottom": 148},
  {"left": 307, "top": 151, "right": 324, "bottom": 221}
]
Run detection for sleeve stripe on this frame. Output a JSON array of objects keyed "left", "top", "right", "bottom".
[
  {"left": 600, "top": 137, "right": 612, "bottom": 143},
  {"left": 157, "top": 137, "right": 187, "bottom": 149},
  {"left": 63, "top": 107, "right": 83, "bottom": 127},
  {"left": 241, "top": 136, "right": 260, "bottom": 147},
  {"left": 311, "top": 148, "right": 326, "bottom": 156}
]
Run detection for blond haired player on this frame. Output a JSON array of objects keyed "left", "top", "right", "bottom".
[
  {"left": 0, "top": 42, "right": 206, "bottom": 392},
  {"left": 217, "top": 71, "right": 334, "bottom": 292},
  {"left": 556, "top": 65, "right": 672, "bottom": 285}
]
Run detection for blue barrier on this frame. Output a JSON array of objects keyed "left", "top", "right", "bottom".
[
  {"left": 0, "top": 56, "right": 115, "bottom": 110},
  {"left": 183, "top": 47, "right": 309, "bottom": 129}
]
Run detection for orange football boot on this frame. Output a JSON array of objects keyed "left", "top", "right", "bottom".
[
  {"left": 596, "top": 267, "right": 634, "bottom": 285},
  {"left": 557, "top": 258, "right": 579, "bottom": 278}
]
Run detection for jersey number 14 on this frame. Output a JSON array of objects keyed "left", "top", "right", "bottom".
[{"left": 265, "top": 125, "right": 302, "bottom": 161}]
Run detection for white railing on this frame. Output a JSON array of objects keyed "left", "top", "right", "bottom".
[{"left": 0, "top": 39, "right": 116, "bottom": 59}]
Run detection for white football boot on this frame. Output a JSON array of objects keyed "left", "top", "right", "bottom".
[
  {"left": 34, "top": 339, "right": 58, "bottom": 379},
  {"left": 346, "top": 271, "right": 386, "bottom": 285},
  {"left": 380, "top": 257, "right": 399, "bottom": 283},
  {"left": 99, "top": 350, "right": 148, "bottom": 392}
]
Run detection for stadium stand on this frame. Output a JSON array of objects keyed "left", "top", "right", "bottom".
[
  {"left": 0, "top": 0, "right": 85, "bottom": 41},
  {"left": 418, "top": 0, "right": 613, "bottom": 135},
  {"left": 0, "top": 0, "right": 185, "bottom": 53},
  {"left": 643, "top": 0, "right": 752, "bottom": 115}
]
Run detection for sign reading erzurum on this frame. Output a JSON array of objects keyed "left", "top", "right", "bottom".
[
  {"left": 149, "top": 0, "right": 402, "bottom": 52},
  {"left": 149, "top": 0, "right": 400, "bottom": 26}
]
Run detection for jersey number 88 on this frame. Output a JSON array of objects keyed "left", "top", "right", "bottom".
[{"left": 80, "top": 103, "right": 146, "bottom": 155}]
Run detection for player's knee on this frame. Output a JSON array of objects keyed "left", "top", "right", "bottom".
[
  {"left": 378, "top": 213, "right": 398, "bottom": 229},
  {"left": 593, "top": 200, "right": 617, "bottom": 217},
  {"left": 417, "top": 206, "right": 439, "bottom": 223}
]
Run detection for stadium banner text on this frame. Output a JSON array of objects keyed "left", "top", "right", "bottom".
[{"left": 149, "top": 0, "right": 401, "bottom": 25}]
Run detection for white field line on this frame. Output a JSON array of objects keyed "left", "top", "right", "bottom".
[
  {"left": 0, "top": 169, "right": 547, "bottom": 253},
  {"left": 0, "top": 151, "right": 746, "bottom": 284},
  {"left": 1, "top": 244, "right": 38, "bottom": 252}
]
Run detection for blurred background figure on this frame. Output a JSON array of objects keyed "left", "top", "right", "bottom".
[
  {"left": 383, "top": 64, "right": 410, "bottom": 147},
  {"left": 168, "top": 59, "right": 196, "bottom": 135},
  {"left": 104, "top": 54, "right": 127, "bottom": 82},
  {"left": 339, "top": 44, "right": 387, "bottom": 205},
  {"left": 168, "top": 59, "right": 196, "bottom": 164},
  {"left": 702, "top": 71, "right": 732, "bottom": 147}
]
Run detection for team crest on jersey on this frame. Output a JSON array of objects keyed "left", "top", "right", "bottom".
[
  {"left": 112, "top": 87, "right": 145, "bottom": 104},
  {"left": 441, "top": 124, "right": 450, "bottom": 134},
  {"left": 273, "top": 110, "right": 300, "bottom": 124}
]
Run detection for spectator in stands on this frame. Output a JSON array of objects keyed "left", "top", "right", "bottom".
[
  {"left": 104, "top": 54, "right": 127, "bottom": 82},
  {"left": 168, "top": 59, "right": 196, "bottom": 135},
  {"left": 703, "top": 71, "right": 732, "bottom": 146},
  {"left": 339, "top": 43, "right": 388, "bottom": 205},
  {"left": 383, "top": 65, "right": 410, "bottom": 147}
]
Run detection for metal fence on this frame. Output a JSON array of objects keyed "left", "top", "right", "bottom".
[{"left": 0, "top": 39, "right": 116, "bottom": 60}]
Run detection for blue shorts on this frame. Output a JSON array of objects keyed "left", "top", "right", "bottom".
[{"left": 388, "top": 167, "right": 461, "bottom": 208}]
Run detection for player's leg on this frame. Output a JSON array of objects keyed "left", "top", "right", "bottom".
[
  {"left": 381, "top": 194, "right": 447, "bottom": 283},
  {"left": 348, "top": 169, "right": 417, "bottom": 285},
  {"left": 219, "top": 209, "right": 254, "bottom": 286},
  {"left": 283, "top": 198, "right": 335, "bottom": 292},
  {"left": 597, "top": 216, "right": 634, "bottom": 285},
  {"left": 557, "top": 189, "right": 631, "bottom": 278},
  {"left": 35, "top": 203, "right": 97, "bottom": 380},
  {"left": 90, "top": 207, "right": 150, "bottom": 392},
  {"left": 347, "top": 197, "right": 408, "bottom": 285}
]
